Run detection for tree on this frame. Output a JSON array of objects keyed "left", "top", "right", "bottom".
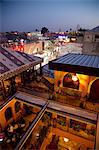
[
  {"left": 78, "top": 28, "right": 87, "bottom": 32},
  {"left": 35, "top": 29, "right": 39, "bottom": 32},
  {"left": 41, "top": 27, "right": 49, "bottom": 35},
  {"left": 70, "top": 28, "right": 72, "bottom": 31},
  {"left": 6, "top": 32, "right": 16, "bottom": 41},
  {"left": 19, "top": 32, "right": 27, "bottom": 40}
]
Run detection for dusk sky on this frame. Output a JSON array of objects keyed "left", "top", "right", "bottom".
[{"left": 0, "top": 0, "right": 99, "bottom": 32}]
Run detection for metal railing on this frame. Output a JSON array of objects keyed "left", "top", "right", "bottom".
[
  {"left": 15, "top": 101, "right": 49, "bottom": 150},
  {"left": 0, "top": 92, "right": 17, "bottom": 110}
]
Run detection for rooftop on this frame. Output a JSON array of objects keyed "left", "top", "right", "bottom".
[
  {"left": 91, "top": 26, "right": 99, "bottom": 32},
  {"left": 49, "top": 53, "right": 99, "bottom": 76},
  {"left": 0, "top": 47, "right": 43, "bottom": 80}
]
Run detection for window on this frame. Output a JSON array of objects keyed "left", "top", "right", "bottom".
[
  {"left": 89, "top": 79, "right": 99, "bottom": 102},
  {"left": 4, "top": 80, "right": 11, "bottom": 94},
  {"left": 15, "top": 101, "right": 21, "bottom": 113},
  {"left": 70, "top": 119, "right": 86, "bottom": 131},
  {"left": 95, "top": 35, "right": 99, "bottom": 42},
  {"left": 63, "top": 73, "right": 79, "bottom": 89},
  {"left": 5, "top": 107, "right": 13, "bottom": 121},
  {"left": 95, "top": 35, "right": 99, "bottom": 39},
  {"left": 57, "top": 115, "right": 66, "bottom": 126}
]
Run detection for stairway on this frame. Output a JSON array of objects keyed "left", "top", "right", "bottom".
[
  {"left": 18, "top": 86, "right": 49, "bottom": 99},
  {"left": 41, "top": 76, "right": 54, "bottom": 91}
]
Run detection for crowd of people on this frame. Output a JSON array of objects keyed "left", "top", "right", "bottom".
[{"left": 0, "top": 118, "right": 26, "bottom": 149}]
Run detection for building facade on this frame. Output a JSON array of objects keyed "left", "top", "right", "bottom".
[{"left": 83, "top": 31, "right": 99, "bottom": 56}]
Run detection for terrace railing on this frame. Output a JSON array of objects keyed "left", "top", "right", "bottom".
[{"left": 15, "top": 101, "right": 49, "bottom": 150}]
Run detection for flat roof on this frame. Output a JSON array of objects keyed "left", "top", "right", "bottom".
[
  {"left": 49, "top": 53, "right": 99, "bottom": 76},
  {"left": 0, "top": 47, "right": 43, "bottom": 80},
  {"left": 42, "top": 64, "right": 54, "bottom": 78}
]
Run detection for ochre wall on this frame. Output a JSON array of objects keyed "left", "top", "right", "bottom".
[
  {"left": 0, "top": 99, "right": 40, "bottom": 130},
  {"left": 78, "top": 74, "right": 90, "bottom": 97},
  {"left": 0, "top": 98, "right": 23, "bottom": 129},
  {"left": 54, "top": 70, "right": 98, "bottom": 97},
  {"left": 54, "top": 70, "right": 67, "bottom": 88},
  {"left": 44, "top": 76, "right": 54, "bottom": 84},
  {"left": 24, "top": 42, "right": 42, "bottom": 54}
]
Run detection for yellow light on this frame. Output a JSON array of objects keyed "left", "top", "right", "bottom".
[
  {"left": 66, "top": 38, "right": 70, "bottom": 42},
  {"left": 71, "top": 38, "right": 76, "bottom": 41},
  {"left": 72, "top": 74, "right": 78, "bottom": 81},
  {"left": 28, "top": 33, "right": 31, "bottom": 36},
  {"left": 64, "top": 137, "right": 69, "bottom": 142},
  {"left": 36, "top": 133, "right": 39, "bottom": 137},
  {"left": 0, "top": 138, "right": 3, "bottom": 142}
]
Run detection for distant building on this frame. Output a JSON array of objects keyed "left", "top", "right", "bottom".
[
  {"left": 27, "top": 31, "right": 44, "bottom": 40},
  {"left": 0, "top": 33, "right": 7, "bottom": 44},
  {"left": 82, "top": 26, "right": 99, "bottom": 55}
]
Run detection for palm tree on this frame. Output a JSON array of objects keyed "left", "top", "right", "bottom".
[{"left": 70, "top": 28, "right": 72, "bottom": 31}]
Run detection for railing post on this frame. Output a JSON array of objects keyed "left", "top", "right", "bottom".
[
  {"left": 15, "top": 101, "right": 49, "bottom": 150},
  {"left": 40, "top": 63, "right": 42, "bottom": 75}
]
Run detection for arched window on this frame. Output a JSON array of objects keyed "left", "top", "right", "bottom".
[
  {"left": 89, "top": 79, "right": 99, "bottom": 102},
  {"left": 15, "top": 101, "right": 21, "bottom": 113},
  {"left": 63, "top": 73, "right": 79, "bottom": 90},
  {"left": 5, "top": 107, "right": 13, "bottom": 121}
]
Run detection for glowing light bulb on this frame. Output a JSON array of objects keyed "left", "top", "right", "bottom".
[
  {"left": 72, "top": 74, "right": 78, "bottom": 81},
  {"left": 0, "top": 138, "right": 3, "bottom": 142},
  {"left": 64, "top": 137, "right": 69, "bottom": 142}
]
